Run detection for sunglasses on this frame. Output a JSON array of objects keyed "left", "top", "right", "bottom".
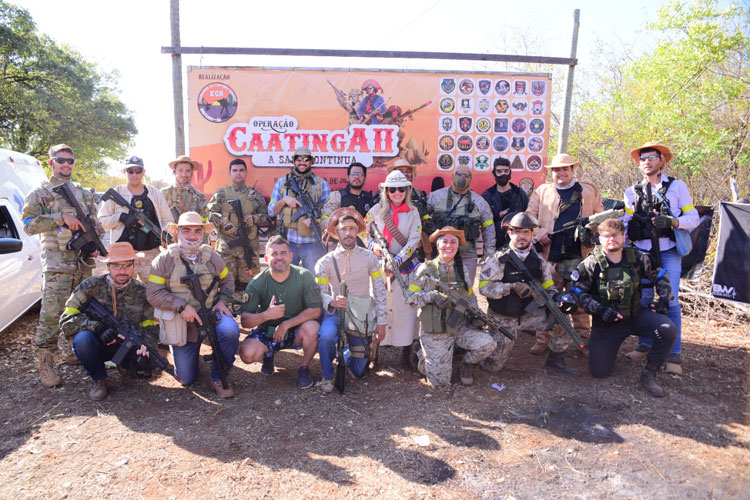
[
  {"left": 53, "top": 157, "right": 75, "bottom": 165},
  {"left": 126, "top": 167, "right": 144, "bottom": 174},
  {"left": 108, "top": 262, "right": 135, "bottom": 270},
  {"left": 388, "top": 187, "right": 407, "bottom": 193},
  {"left": 639, "top": 154, "right": 660, "bottom": 161},
  {"left": 294, "top": 156, "right": 312, "bottom": 162}
]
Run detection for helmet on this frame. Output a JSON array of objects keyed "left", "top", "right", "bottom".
[
  {"left": 553, "top": 291, "right": 578, "bottom": 314},
  {"left": 508, "top": 213, "right": 539, "bottom": 229}
]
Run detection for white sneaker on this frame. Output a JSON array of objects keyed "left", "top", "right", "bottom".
[{"left": 319, "top": 378, "right": 334, "bottom": 393}]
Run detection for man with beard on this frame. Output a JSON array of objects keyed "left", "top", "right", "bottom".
[
  {"left": 238, "top": 236, "right": 322, "bottom": 389},
  {"left": 525, "top": 153, "right": 603, "bottom": 355},
  {"left": 60, "top": 243, "right": 157, "bottom": 401},
  {"left": 428, "top": 164, "right": 496, "bottom": 285},
  {"left": 571, "top": 218, "right": 677, "bottom": 396},
  {"left": 268, "top": 147, "right": 330, "bottom": 273},
  {"left": 146, "top": 212, "right": 240, "bottom": 398},
  {"left": 162, "top": 155, "right": 208, "bottom": 221},
  {"left": 482, "top": 157, "right": 529, "bottom": 248},
  {"left": 479, "top": 213, "right": 578, "bottom": 377},
  {"left": 208, "top": 158, "right": 270, "bottom": 291},
  {"left": 408, "top": 227, "right": 496, "bottom": 388},
  {"left": 322, "top": 162, "right": 374, "bottom": 219},
  {"left": 358, "top": 79, "right": 386, "bottom": 124},
  {"left": 314, "top": 208, "right": 387, "bottom": 393},
  {"left": 99, "top": 155, "right": 173, "bottom": 282},
  {"left": 22, "top": 143, "right": 105, "bottom": 387}
]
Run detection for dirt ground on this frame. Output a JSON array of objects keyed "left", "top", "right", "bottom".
[{"left": 0, "top": 303, "right": 748, "bottom": 500}]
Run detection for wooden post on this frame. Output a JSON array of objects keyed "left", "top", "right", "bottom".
[
  {"left": 557, "top": 9, "right": 580, "bottom": 155},
  {"left": 170, "top": 0, "right": 185, "bottom": 156}
]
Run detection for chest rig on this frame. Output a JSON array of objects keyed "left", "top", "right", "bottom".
[
  {"left": 418, "top": 258, "right": 469, "bottom": 335},
  {"left": 592, "top": 246, "right": 641, "bottom": 320},
  {"left": 487, "top": 249, "right": 542, "bottom": 318}
]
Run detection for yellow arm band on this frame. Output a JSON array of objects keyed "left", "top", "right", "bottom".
[
  {"left": 148, "top": 274, "right": 166, "bottom": 285},
  {"left": 478, "top": 280, "right": 490, "bottom": 288},
  {"left": 481, "top": 219, "right": 494, "bottom": 228},
  {"left": 681, "top": 204, "right": 695, "bottom": 213},
  {"left": 219, "top": 267, "right": 229, "bottom": 279},
  {"left": 141, "top": 319, "right": 157, "bottom": 327},
  {"left": 542, "top": 279, "right": 555, "bottom": 289},
  {"left": 315, "top": 276, "right": 330, "bottom": 285},
  {"left": 370, "top": 270, "right": 382, "bottom": 280},
  {"left": 625, "top": 207, "right": 634, "bottom": 215},
  {"left": 63, "top": 307, "right": 80, "bottom": 315},
  {"left": 408, "top": 284, "right": 422, "bottom": 292}
]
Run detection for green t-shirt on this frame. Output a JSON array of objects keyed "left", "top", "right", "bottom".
[{"left": 241, "top": 264, "right": 322, "bottom": 335}]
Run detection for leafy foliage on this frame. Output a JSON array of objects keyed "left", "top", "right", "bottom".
[{"left": 0, "top": 1, "right": 136, "bottom": 182}]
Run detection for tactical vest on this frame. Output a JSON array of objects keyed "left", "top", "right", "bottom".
[
  {"left": 40, "top": 180, "right": 89, "bottom": 259},
  {"left": 224, "top": 186, "right": 259, "bottom": 240},
  {"left": 281, "top": 172, "right": 325, "bottom": 236},
  {"left": 432, "top": 190, "right": 482, "bottom": 241},
  {"left": 418, "top": 259, "right": 468, "bottom": 336},
  {"left": 628, "top": 177, "right": 676, "bottom": 241},
  {"left": 592, "top": 246, "right": 641, "bottom": 320},
  {"left": 339, "top": 187, "right": 374, "bottom": 217},
  {"left": 487, "top": 249, "right": 543, "bottom": 318},
  {"left": 166, "top": 244, "right": 219, "bottom": 310}
]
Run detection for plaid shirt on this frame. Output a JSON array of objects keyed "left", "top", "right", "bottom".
[{"left": 268, "top": 174, "right": 330, "bottom": 244}]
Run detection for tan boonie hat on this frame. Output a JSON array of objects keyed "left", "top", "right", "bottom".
[
  {"left": 326, "top": 207, "right": 366, "bottom": 236},
  {"left": 630, "top": 142, "right": 673, "bottom": 164},
  {"left": 545, "top": 153, "right": 581, "bottom": 169},
  {"left": 169, "top": 154, "right": 200, "bottom": 170},
  {"left": 100, "top": 242, "right": 143, "bottom": 263},
  {"left": 387, "top": 157, "right": 416, "bottom": 174},
  {"left": 429, "top": 226, "right": 466, "bottom": 247},
  {"left": 166, "top": 211, "right": 211, "bottom": 234}
]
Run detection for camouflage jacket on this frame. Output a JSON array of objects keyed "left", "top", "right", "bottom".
[
  {"left": 207, "top": 184, "right": 270, "bottom": 244},
  {"left": 162, "top": 184, "right": 208, "bottom": 220},
  {"left": 21, "top": 175, "right": 104, "bottom": 273},
  {"left": 427, "top": 187, "right": 496, "bottom": 257},
  {"left": 59, "top": 274, "right": 158, "bottom": 348},
  {"left": 478, "top": 246, "right": 557, "bottom": 300}
]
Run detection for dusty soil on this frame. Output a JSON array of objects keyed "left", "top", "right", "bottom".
[{"left": 0, "top": 304, "right": 748, "bottom": 499}]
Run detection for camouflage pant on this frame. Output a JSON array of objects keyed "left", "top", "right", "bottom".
[
  {"left": 481, "top": 308, "right": 569, "bottom": 373},
  {"left": 218, "top": 240, "right": 260, "bottom": 289},
  {"left": 38, "top": 269, "right": 89, "bottom": 351},
  {"left": 418, "top": 324, "right": 496, "bottom": 387},
  {"left": 135, "top": 247, "right": 163, "bottom": 284}
]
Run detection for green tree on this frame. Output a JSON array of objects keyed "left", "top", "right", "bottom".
[
  {"left": 0, "top": 1, "right": 136, "bottom": 182},
  {"left": 569, "top": 0, "right": 749, "bottom": 202}
]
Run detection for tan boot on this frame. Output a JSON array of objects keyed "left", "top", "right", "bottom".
[
  {"left": 38, "top": 350, "right": 62, "bottom": 388},
  {"left": 529, "top": 342, "right": 548, "bottom": 355},
  {"left": 212, "top": 380, "right": 235, "bottom": 399},
  {"left": 89, "top": 380, "right": 108, "bottom": 401},
  {"left": 624, "top": 345, "right": 649, "bottom": 361}
]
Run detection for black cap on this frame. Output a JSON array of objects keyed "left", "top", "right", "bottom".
[{"left": 124, "top": 155, "right": 144, "bottom": 167}]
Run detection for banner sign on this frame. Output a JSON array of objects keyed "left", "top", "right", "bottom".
[
  {"left": 188, "top": 67, "right": 552, "bottom": 198},
  {"left": 711, "top": 202, "right": 750, "bottom": 304}
]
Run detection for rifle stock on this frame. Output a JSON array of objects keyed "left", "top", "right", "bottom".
[{"left": 334, "top": 282, "right": 347, "bottom": 394}]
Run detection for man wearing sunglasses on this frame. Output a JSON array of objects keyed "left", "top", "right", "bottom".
[
  {"left": 322, "top": 162, "right": 374, "bottom": 219},
  {"left": 22, "top": 144, "right": 105, "bottom": 388},
  {"left": 623, "top": 142, "right": 699, "bottom": 375},
  {"left": 59, "top": 242, "right": 157, "bottom": 401},
  {"left": 427, "top": 163, "right": 496, "bottom": 285},
  {"left": 98, "top": 156, "right": 173, "bottom": 282},
  {"left": 268, "top": 147, "right": 330, "bottom": 274}
]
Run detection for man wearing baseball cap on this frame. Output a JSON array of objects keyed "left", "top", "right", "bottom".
[
  {"left": 60, "top": 242, "right": 157, "bottom": 401},
  {"left": 268, "top": 146, "right": 331, "bottom": 274},
  {"left": 99, "top": 155, "right": 173, "bottom": 282},
  {"left": 162, "top": 155, "right": 208, "bottom": 221},
  {"left": 623, "top": 142, "right": 699, "bottom": 375}
]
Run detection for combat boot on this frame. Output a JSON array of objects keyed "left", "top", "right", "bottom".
[
  {"left": 89, "top": 380, "right": 108, "bottom": 401},
  {"left": 459, "top": 362, "right": 474, "bottom": 386},
  {"left": 544, "top": 351, "right": 579, "bottom": 378},
  {"left": 38, "top": 349, "right": 62, "bottom": 388},
  {"left": 640, "top": 370, "right": 665, "bottom": 397}
]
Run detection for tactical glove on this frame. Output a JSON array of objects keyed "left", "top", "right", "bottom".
[
  {"left": 653, "top": 215, "right": 678, "bottom": 230},
  {"left": 651, "top": 299, "right": 669, "bottom": 315},
  {"left": 599, "top": 306, "right": 620, "bottom": 323},
  {"left": 513, "top": 282, "right": 534, "bottom": 299},
  {"left": 429, "top": 290, "right": 450, "bottom": 309},
  {"left": 99, "top": 327, "right": 118, "bottom": 345},
  {"left": 119, "top": 212, "right": 139, "bottom": 229}
]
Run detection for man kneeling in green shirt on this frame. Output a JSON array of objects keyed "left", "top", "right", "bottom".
[{"left": 239, "top": 235, "right": 322, "bottom": 389}]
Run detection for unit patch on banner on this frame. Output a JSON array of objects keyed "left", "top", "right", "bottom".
[
  {"left": 531, "top": 80, "right": 547, "bottom": 96},
  {"left": 198, "top": 83, "right": 238, "bottom": 123},
  {"left": 511, "top": 155, "right": 525, "bottom": 169},
  {"left": 495, "top": 99, "right": 509, "bottom": 114},
  {"left": 512, "top": 100, "right": 528, "bottom": 114},
  {"left": 459, "top": 79, "right": 475, "bottom": 95},
  {"left": 510, "top": 137, "right": 526, "bottom": 152},
  {"left": 439, "top": 135, "right": 455, "bottom": 151},
  {"left": 475, "top": 136, "right": 490, "bottom": 151},
  {"left": 456, "top": 154, "right": 472, "bottom": 168},
  {"left": 459, "top": 117, "right": 473, "bottom": 133},
  {"left": 457, "top": 135, "right": 473, "bottom": 152},
  {"left": 476, "top": 117, "right": 491, "bottom": 133},
  {"left": 513, "top": 81, "right": 528, "bottom": 96},
  {"left": 529, "top": 118, "right": 545, "bottom": 134},
  {"left": 519, "top": 177, "right": 535, "bottom": 194},
  {"left": 478, "top": 79, "right": 492, "bottom": 95},
  {"left": 528, "top": 136, "right": 544, "bottom": 153},
  {"left": 494, "top": 118, "right": 509, "bottom": 133},
  {"left": 459, "top": 98, "right": 474, "bottom": 114},
  {"left": 527, "top": 155, "right": 543, "bottom": 171},
  {"left": 511, "top": 118, "right": 527, "bottom": 134},
  {"left": 441, "top": 78, "right": 456, "bottom": 94},
  {"left": 475, "top": 154, "right": 490, "bottom": 171},
  {"left": 441, "top": 116, "right": 455, "bottom": 132},
  {"left": 440, "top": 98, "right": 456, "bottom": 113},
  {"left": 531, "top": 100, "right": 545, "bottom": 115},
  {"left": 438, "top": 154, "right": 454, "bottom": 170},
  {"left": 495, "top": 80, "right": 510, "bottom": 95},
  {"left": 477, "top": 98, "right": 491, "bottom": 114},
  {"left": 493, "top": 136, "right": 509, "bottom": 152}
]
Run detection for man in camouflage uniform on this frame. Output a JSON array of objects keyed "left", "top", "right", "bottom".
[
  {"left": 314, "top": 208, "right": 387, "bottom": 393},
  {"left": 478, "top": 213, "right": 578, "bottom": 377},
  {"left": 162, "top": 155, "right": 208, "bottom": 221},
  {"left": 428, "top": 163, "right": 496, "bottom": 285},
  {"left": 571, "top": 218, "right": 677, "bottom": 396},
  {"left": 208, "top": 158, "right": 270, "bottom": 291},
  {"left": 22, "top": 144, "right": 105, "bottom": 387},
  {"left": 60, "top": 242, "right": 158, "bottom": 401},
  {"left": 408, "top": 227, "right": 496, "bottom": 387}
]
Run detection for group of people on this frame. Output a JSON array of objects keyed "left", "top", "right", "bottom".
[{"left": 22, "top": 140, "right": 698, "bottom": 401}]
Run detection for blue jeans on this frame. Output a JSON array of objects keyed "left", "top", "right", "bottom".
[
  {"left": 318, "top": 313, "right": 369, "bottom": 380},
  {"left": 170, "top": 314, "right": 240, "bottom": 385},
  {"left": 289, "top": 241, "right": 325, "bottom": 275},
  {"left": 639, "top": 247, "right": 682, "bottom": 354},
  {"left": 73, "top": 329, "right": 132, "bottom": 382}
]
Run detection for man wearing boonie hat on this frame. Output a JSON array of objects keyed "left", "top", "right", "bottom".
[
  {"left": 161, "top": 155, "right": 208, "bottom": 221},
  {"left": 60, "top": 242, "right": 157, "bottom": 401},
  {"left": 526, "top": 153, "right": 603, "bottom": 355},
  {"left": 145, "top": 212, "right": 239, "bottom": 398},
  {"left": 622, "top": 142, "right": 699, "bottom": 375},
  {"left": 427, "top": 163, "right": 496, "bottom": 285},
  {"left": 314, "top": 207, "right": 387, "bottom": 393},
  {"left": 408, "top": 226, "right": 496, "bottom": 387},
  {"left": 99, "top": 155, "right": 174, "bottom": 283},
  {"left": 268, "top": 146, "right": 331, "bottom": 274}
]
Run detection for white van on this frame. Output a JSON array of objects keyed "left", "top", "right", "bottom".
[{"left": 0, "top": 148, "right": 47, "bottom": 332}]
